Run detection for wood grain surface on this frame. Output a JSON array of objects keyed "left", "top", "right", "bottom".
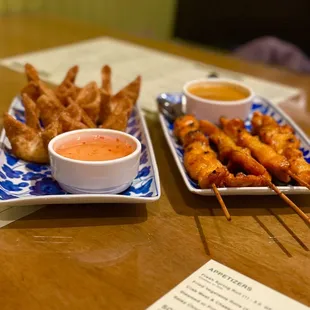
[{"left": 0, "top": 14, "right": 309, "bottom": 310}]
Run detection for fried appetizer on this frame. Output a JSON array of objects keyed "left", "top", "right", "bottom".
[
  {"left": 99, "top": 75, "right": 141, "bottom": 131},
  {"left": 4, "top": 113, "right": 48, "bottom": 163},
  {"left": 4, "top": 63, "right": 142, "bottom": 163}
]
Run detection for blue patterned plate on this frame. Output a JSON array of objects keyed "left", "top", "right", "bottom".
[
  {"left": 159, "top": 93, "right": 310, "bottom": 196},
  {"left": 0, "top": 97, "right": 160, "bottom": 206}
]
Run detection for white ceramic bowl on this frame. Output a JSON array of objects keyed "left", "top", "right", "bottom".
[
  {"left": 48, "top": 129, "right": 141, "bottom": 194},
  {"left": 183, "top": 78, "right": 255, "bottom": 124}
]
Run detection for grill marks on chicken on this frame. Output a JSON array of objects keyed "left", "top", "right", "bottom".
[
  {"left": 251, "top": 112, "right": 310, "bottom": 185},
  {"left": 220, "top": 117, "right": 291, "bottom": 183},
  {"left": 174, "top": 115, "right": 269, "bottom": 188}
]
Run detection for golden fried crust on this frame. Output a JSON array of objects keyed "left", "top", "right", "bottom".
[
  {"left": 61, "top": 65, "right": 79, "bottom": 85},
  {"left": 3, "top": 113, "right": 48, "bottom": 163},
  {"left": 66, "top": 99, "right": 96, "bottom": 128},
  {"left": 55, "top": 66, "right": 80, "bottom": 105},
  {"left": 76, "top": 81, "right": 101, "bottom": 124},
  {"left": 38, "top": 81, "right": 63, "bottom": 107},
  {"left": 58, "top": 113, "right": 87, "bottom": 132},
  {"left": 55, "top": 81, "right": 79, "bottom": 105},
  {"left": 22, "top": 94, "right": 41, "bottom": 132},
  {"left": 117, "top": 75, "right": 141, "bottom": 106},
  {"left": 99, "top": 76, "right": 141, "bottom": 131},
  {"left": 101, "top": 65, "right": 112, "bottom": 95},
  {"left": 5, "top": 64, "right": 142, "bottom": 163},
  {"left": 21, "top": 81, "right": 41, "bottom": 102},
  {"left": 37, "top": 94, "right": 64, "bottom": 127},
  {"left": 41, "top": 120, "right": 62, "bottom": 148},
  {"left": 98, "top": 89, "right": 111, "bottom": 125},
  {"left": 25, "top": 63, "right": 40, "bottom": 83}
]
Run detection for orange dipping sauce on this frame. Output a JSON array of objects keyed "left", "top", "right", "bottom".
[
  {"left": 55, "top": 135, "right": 135, "bottom": 161},
  {"left": 188, "top": 82, "right": 250, "bottom": 101}
]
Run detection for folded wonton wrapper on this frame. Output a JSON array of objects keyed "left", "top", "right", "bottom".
[
  {"left": 76, "top": 81, "right": 101, "bottom": 124},
  {"left": 100, "top": 75, "right": 141, "bottom": 131},
  {"left": 4, "top": 63, "right": 141, "bottom": 163}
]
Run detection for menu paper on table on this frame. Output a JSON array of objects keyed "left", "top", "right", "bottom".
[
  {"left": 147, "top": 260, "right": 307, "bottom": 310},
  {"left": 0, "top": 37, "right": 305, "bottom": 113}
]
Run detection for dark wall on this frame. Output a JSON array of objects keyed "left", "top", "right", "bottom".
[{"left": 174, "top": 0, "right": 310, "bottom": 55}]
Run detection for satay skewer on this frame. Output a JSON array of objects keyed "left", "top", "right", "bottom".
[
  {"left": 174, "top": 115, "right": 232, "bottom": 221},
  {"left": 251, "top": 112, "right": 310, "bottom": 190},
  {"left": 211, "top": 184, "right": 231, "bottom": 221},
  {"left": 200, "top": 119, "right": 310, "bottom": 224},
  {"left": 287, "top": 171, "right": 310, "bottom": 190},
  {"left": 265, "top": 180, "right": 310, "bottom": 223}
]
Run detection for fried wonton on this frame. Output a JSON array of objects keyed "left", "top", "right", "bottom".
[
  {"left": 22, "top": 93, "right": 41, "bottom": 132},
  {"left": 41, "top": 110, "right": 91, "bottom": 148},
  {"left": 99, "top": 75, "right": 141, "bottom": 131},
  {"left": 4, "top": 113, "right": 49, "bottom": 163},
  {"left": 37, "top": 94, "right": 64, "bottom": 127},
  {"left": 38, "top": 81, "right": 63, "bottom": 107},
  {"left": 60, "top": 65, "right": 79, "bottom": 85},
  {"left": 25, "top": 63, "right": 40, "bottom": 83},
  {"left": 64, "top": 99, "right": 96, "bottom": 128},
  {"left": 21, "top": 81, "right": 41, "bottom": 102},
  {"left": 75, "top": 81, "right": 101, "bottom": 124},
  {"left": 5, "top": 63, "right": 142, "bottom": 163},
  {"left": 101, "top": 65, "right": 112, "bottom": 95},
  {"left": 58, "top": 113, "right": 88, "bottom": 132},
  {"left": 55, "top": 66, "right": 80, "bottom": 105},
  {"left": 41, "top": 119, "right": 62, "bottom": 148}
]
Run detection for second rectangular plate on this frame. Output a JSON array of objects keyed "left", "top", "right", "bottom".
[{"left": 159, "top": 93, "right": 310, "bottom": 196}]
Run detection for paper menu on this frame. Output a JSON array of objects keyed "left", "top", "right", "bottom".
[
  {"left": 147, "top": 260, "right": 307, "bottom": 310},
  {"left": 0, "top": 37, "right": 305, "bottom": 112}
]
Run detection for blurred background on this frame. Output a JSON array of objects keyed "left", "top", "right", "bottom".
[{"left": 1, "top": 0, "right": 310, "bottom": 72}]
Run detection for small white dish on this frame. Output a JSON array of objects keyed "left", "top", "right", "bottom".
[
  {"left": 48, "top": 129, "right": 141, "bottom": 194},
  {"left": 183, "top": 78, "right": 255, "bottom": 124}
]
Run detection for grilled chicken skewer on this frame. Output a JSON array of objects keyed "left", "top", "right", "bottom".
[
  {"left": 252, "top": 112, "right": 310, "bottom": 189},
  {"left": 220, "top": 117, "right": 291, "bottom": 183},
  {"left": 175, "top": 116, "right": 269, "bottom": 188},
  {"left": 174, "top": 115, "right": 231, "bottom": 220},
  {"left": 200, "top": 119, "right": 271, "bottom": 182},
  {"left": 220, "top": 116, "right": 310, "bottom": 224},
  {"left": 174, "top": 116, "right": 229, "bottom": 188}
]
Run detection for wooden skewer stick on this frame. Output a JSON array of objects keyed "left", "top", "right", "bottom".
[
  {"left": 266, "top": 180, "right": 310, "bottom": 224},
  {"left": 288, "top": 170, "right": 310, "bottom": 191},
  {"left": 211, "top": 184, "right": 231, "bottom": 221}
]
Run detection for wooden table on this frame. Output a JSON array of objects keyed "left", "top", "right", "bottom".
[{"left": 0, "top": 14, "right": 309, "bottom": 310}]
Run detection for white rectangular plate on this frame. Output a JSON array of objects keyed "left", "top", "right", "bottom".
[
  {"left": 159, "top": 93, "right": 310, "bottom": 196},
  {"left": 0, "top": 97, "right": 161, "bottom": 206}
]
